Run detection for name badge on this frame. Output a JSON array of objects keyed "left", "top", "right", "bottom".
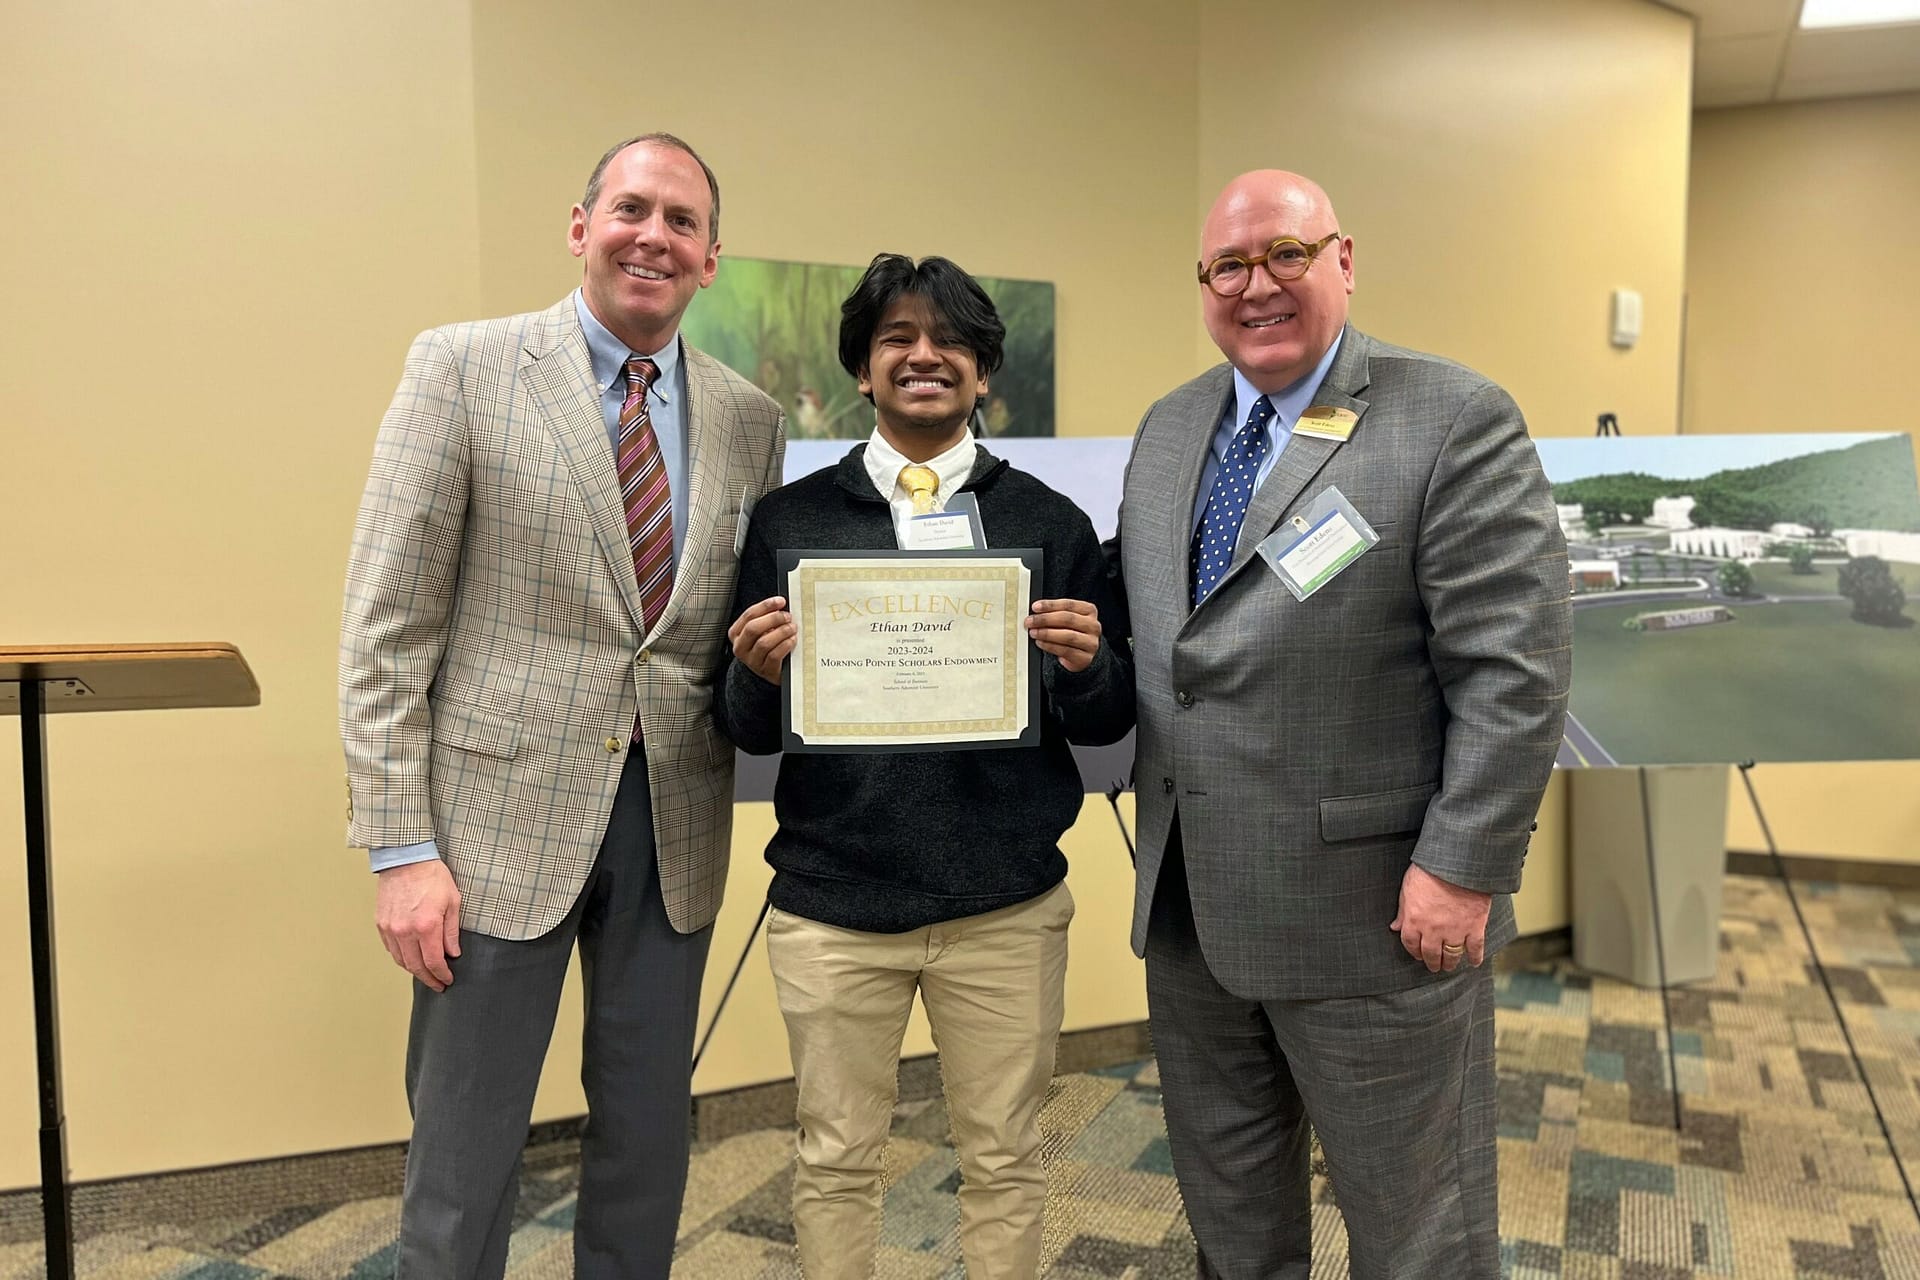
[
  {"left": 899, "top": 492, "right": 987, "bottom": 551},
  {"left": 1255, "top": 484, "right": 1380, "bottom": 601},
  {"left": 1291, "top": 405, "right": 1359, "bottom": 442},
  {"left": 734, "top": 499, "right": 755, "bottom": 558},
  {"left": 904, "top": 512, "right": 975, "bottom": 550}
]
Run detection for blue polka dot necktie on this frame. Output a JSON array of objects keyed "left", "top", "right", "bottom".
[{"left": 1190, "top": 397, "right": 1275, "bottom": 607}]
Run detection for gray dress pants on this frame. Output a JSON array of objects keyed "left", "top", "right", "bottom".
[
  {"left": 1146, "top": 839, "right": 1499, "bottom": 1280},
  {"left": 397, "top": 747, "right": 714, "bottom": 1280}
]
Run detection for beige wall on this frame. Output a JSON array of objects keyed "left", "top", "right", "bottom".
[
  {"left": 1, "top": 0, "right": 483, "bottom": 1188},
  {"left": 2, "top": 0, "right": 1693, "bottom": 1185},
  {"left": 1684, "top": 94, "right": 1920, "bottom": 437},
  {"left": 1197, "top": 0, "right": 1693, "bottom": 440},
  {"left": 1684, "top": 94, "right": 1920, "bottom": 863},
  {"left": 465, "top": 0, "right": 1202, "bottom": 435}
]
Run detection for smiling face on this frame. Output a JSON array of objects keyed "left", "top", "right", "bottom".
[
  {"left": 858, "top": 294, "right": 989, "bottom": 460},
  {"left": 568, "top": 140, "right": 719, "bottom": 353},
  {"left": 1200, "top": 171, "right": 1353, "bottom": 394}
]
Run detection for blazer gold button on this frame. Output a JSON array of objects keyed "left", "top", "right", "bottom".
[
  {"left": 637, "top": 648, "right": 651, "bottom": 665},
  {"left": 605, "top": 736, "right": 621, "bottom": 753}
]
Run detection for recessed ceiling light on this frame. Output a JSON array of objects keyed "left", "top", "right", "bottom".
[{"left": 1800, "top": 0, "right": 1920, "bottom": 29}]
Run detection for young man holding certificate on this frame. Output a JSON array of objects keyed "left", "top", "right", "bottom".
[{"left": 714, "top": 253, "right": 1133, "bottom": 1280}]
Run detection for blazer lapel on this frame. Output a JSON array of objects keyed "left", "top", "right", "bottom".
[
  {"left": 1207, "top": 328, "right": 1375, "bottom": 604},
  {"left": 656, "top": 345, "right": 736, "bottom": 638},
  {"left": 520, "top": 300, "right": 647, "bottom": 632},
  {"left": 1166, "top": 367, "right": 1237, "bottom": 607}
]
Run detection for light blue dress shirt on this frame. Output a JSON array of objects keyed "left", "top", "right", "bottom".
[
  {"left": 371, "top": 292, "right": 692, "bottom": 873},
  {"left": 1189, "top": 330, "right": 1346, "bottom": 533}
]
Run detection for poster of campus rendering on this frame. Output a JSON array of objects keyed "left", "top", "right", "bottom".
[{"left": 1537, "top": 432, "right": 1920, "bottom": 767}]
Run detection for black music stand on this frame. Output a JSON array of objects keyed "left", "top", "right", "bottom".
[{"left": 3, "top": 643, "right": 260, "bottom": 1280}]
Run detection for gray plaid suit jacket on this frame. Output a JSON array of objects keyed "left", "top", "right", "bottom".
[
  {"left": 341, "top": 296, "right": 786, "bottom": 940},
  {"left": 1120, "top": 327, "right": 1571, "bottom": 999}
]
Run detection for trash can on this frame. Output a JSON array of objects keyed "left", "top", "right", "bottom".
[{"left": 1569, "top": 764, "right": 1730, "bottom": 987}]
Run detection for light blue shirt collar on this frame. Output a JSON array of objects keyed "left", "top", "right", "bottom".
[
  {"left": 574, "top": 289, "right": 680, "bottom": 405},
  {"left": 1226, "top": 328, "right": 1345, "bottom": 445},
  {"left": 569, "top": 286, "right": 695, "bottom": 593},
  {"left": 1192, "top": 330, "right": 1348, "bottom": 534}
]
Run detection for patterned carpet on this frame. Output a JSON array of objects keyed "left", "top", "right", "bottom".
[{"left": 5, "top": 873, "right": 1920, "bottom": 1278}]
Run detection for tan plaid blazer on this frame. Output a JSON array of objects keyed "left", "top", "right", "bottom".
[{"left": 340, "top": 296, "right": 786, "bottom": 939}]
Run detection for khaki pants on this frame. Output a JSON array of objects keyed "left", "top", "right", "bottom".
[{"left": 765, "top": 882, "right": 1073, "bottom": 1280}]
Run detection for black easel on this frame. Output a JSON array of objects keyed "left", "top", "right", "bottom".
[
  {"left": 1737, "top": 762, "right": 1920, "bottom": 1229},
  {"left": 692, "top": 897, "right": 771, "bottom": 1074},
  {"left": 19, "top": 676, "right": 75, "bottom": 1280},
  {"left": 1635, "top": 767, "right": 1686, "bottom": 1132},
  {"left": 1105, "top": 784, "right": 1135, "bottom": 861}
]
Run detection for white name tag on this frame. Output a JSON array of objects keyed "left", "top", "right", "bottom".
[
  {"left": 1255, "top": 485, "right": 1380, "bottom": 601},
  {"left": 903, "top": 511, "right": 977, "bottom": 550},
  {"left": 898, "top": 492, "right": 987, "bottom": 551},
  {"left": 734, "top": 499, "right": 755, "bottom": 557}
]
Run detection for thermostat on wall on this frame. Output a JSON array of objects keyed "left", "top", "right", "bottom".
[{"left": 1610, "top": 289, "right": 1642, "bottom": 349}]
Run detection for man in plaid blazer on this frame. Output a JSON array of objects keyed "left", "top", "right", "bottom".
[
  {"left": 340, "top": 134, "right": 784, "bottom": 1278},
  {"left": 1116, "top": 170, "right": 1571, "bottom": 1277}
]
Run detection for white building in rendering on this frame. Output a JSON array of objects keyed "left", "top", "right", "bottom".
[
  {"left": 1835, "top": 529, "right": 1920, "bottom": 564},
  {"left": 1569, "top": 559, "right": 1621, "bottom": 590},
  {"left": 1648, "top": 496, "right": 1697, "bottom": 530},
  {"left": 1669, "top": 526, "right": 1769, "bottom": 559}
]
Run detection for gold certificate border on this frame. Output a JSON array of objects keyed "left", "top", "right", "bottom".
[{"left": 796, "top": 561, "right": 1026, "bottom": 739}]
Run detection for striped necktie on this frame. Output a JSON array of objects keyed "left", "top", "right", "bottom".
[{"left": 618, "top": 356, "right": 674, "bottom": 632}]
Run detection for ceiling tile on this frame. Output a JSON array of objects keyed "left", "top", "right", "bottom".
[
  {"left": 1695, "top": 84, "right": 1779, "bottom": 107},
  {"left": 1695, "top": 30, "right": 1787, "bottom": 107},
  {"left": 1671, "top": 0, "right": 1920, "bottom": 106},
  {"left": 1777, "top": 67, "right": 1920, "bottom": 97},
  {"left": 1781, "top": 21, "right": 1920, "bottom": 96},
  {"left": 1660, "top": 0, "right": 1802, "bottom": 40},
  {"left": 1696, "top": 29, "right": 1790, "bottom": 90}
]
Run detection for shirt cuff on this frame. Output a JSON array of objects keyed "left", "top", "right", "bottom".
[{"left": 370, "top": 840, "right": 439, "bottom": 873}]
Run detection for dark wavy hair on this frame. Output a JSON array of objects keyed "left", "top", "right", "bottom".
[{"left": 837, "top": 254, "right": 1006, "bottom": 402}]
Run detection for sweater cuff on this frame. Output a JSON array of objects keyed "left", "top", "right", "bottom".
[
  {"left": 722, "top": 660, "right": 787, "bottom": 754},
  {"left": 1044, "top": 639, "right": 1114, "bottom": 697}
]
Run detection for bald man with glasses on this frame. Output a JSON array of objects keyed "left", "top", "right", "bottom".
[{"left": 1110, "top": 170, "right": 1571, "bottom": 1277}]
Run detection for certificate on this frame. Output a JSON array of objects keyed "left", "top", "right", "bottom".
[{"left": 779, "top": 549, "right": 1043, "bottom": 753}]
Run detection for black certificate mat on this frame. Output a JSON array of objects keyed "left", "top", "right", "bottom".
[{"left": 778, "top": 547, "right": 1044, "bottom": 754}]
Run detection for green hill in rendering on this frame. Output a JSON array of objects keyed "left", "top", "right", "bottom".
[{"left": 1551, "top": 436, "right": 1920, "bottom": 532}]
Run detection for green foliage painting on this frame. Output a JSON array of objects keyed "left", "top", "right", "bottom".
[{"left": 680, "top": 256, "right": 1056, "bottom": 439}]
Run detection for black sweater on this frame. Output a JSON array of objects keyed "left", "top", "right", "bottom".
[{"left": 714, "top": 444, "right": 1135, "bottom": 932}]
